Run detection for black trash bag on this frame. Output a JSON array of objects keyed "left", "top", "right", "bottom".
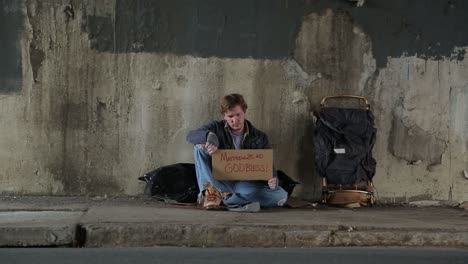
[
  {"left": 276, "top": 170, "right": 300, "bottom": 197},
  {"left": 314, "top": 107, "right": 377, "bottom": 185},
  {"left": 138, "top": 163, "right": 199, "bottom": 203}
]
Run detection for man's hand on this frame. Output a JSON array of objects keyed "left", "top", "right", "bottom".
[
  {"left": 268, "top": 177, "right": 277, "bottom": 190},
  {"left": 205, "top": 132, "right": 219, "bottom": 156},
  {"left": 205, "top": 142, "right": 218, "bottom": 155}
]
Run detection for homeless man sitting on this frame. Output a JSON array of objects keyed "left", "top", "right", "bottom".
[{"left": 186, "top": 93, "right": 288, "bottom": 210}]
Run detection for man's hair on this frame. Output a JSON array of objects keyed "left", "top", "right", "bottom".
[{"left": 219, "top": 93, "right": 248, "bottom": 114}]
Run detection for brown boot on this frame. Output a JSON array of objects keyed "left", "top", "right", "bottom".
[{"left": 201, "top": 182, "right": 226, "bottom": 210}]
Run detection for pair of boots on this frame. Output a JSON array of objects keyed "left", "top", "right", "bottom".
[{"left": 200, "top": 182, "right": 260, "bottom": 212}]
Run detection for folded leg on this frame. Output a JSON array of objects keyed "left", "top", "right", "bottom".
[
  {"left": 193, "top": 145, "right": 235, "bottom": 195},
  {"left": 225, "top": 181, "right": 288, "bottom": 208}
]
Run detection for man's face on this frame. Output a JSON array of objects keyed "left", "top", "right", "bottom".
[{"left": 223, "top": 104, "right": 245, "bottom": 134}]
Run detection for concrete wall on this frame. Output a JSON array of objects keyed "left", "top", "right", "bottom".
[{"left": 0, "top": 0, "right": 467, "bottom": 202}]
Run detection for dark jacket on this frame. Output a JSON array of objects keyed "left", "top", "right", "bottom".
[{"left": 186, "top": 120, "right": 272, "bottom": 150}]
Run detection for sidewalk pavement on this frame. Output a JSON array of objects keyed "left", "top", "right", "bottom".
[{"left": 0, "top": 196, "right": 467, "bottom": 248}]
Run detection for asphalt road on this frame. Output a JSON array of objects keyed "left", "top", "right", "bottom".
[{"left": 0, "top": 247, "right": 466, "bottom": 264}]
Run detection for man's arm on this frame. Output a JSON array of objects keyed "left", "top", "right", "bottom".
[{"left": 186, "top": 121, "right": 218, "bottom": 145}]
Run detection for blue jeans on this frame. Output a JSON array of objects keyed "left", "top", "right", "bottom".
[{"left": 193, "top": 145, "right": 288, "bottom": 208}]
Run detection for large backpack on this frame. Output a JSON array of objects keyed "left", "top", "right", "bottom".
[
  {"left": 314, "top": 95, "right": 377, "bottom": 207},
  {"left": 314, "top": 105, "right": 377, "bottom": 185}
]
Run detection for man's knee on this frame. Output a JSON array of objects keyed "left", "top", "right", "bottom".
[
  {"left": 194, "top": 144, "right": 205, "bottom": 151},
  {"left": 237, "top": 187, "right": 288, "bottom": 208},
  {"left": 271, "top": 188, "right": 288, "bottom": 208},
  {"left": 277, "top": 197, "right": 287, "bottom": 207},
  {"left": 194, "top": 144, "right": 210, "bottom": 157}
]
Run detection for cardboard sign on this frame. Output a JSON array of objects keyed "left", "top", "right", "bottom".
[{"left": 212, "top": 149, "right": 273, "bottom": 180}]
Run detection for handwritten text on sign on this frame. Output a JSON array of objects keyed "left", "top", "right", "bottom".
[{"left": 212, "top": 149, "right": 273, "bottom": 180}]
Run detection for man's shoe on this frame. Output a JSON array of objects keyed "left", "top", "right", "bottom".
[
  {"left": 201, "top": 182, "right": 226, "bottom": 210},
  {"left": 227, "top": 202, "right": 261, "bottom": 213}
]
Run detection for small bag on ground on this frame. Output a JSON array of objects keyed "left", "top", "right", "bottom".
[{"left": 138, "top": 163, "right": 199, "bottom": 203}]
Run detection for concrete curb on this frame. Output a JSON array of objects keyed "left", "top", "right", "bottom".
[
  {"left": 82, "top": 223, "right": 468, "bottom": 248},
  {"left": 1, "top": 197, "right": 467, "bottom": 248},
  {"left": 0, "top": 225, "right": 76, "bottom": 247},
  {"left": 0, "top": 210, "right": 85, "bottom": 247}
]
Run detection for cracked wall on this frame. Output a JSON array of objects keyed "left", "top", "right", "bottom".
[
  {"left": 371, "top": 56, "right": 468, "bottom": 202},
  {"left": 389, "top": 116, "right": 447, "bottom": 166},
  {"left": 0, "top": 0, "right": 467, "bottom": 202},
  {"left": 371, "top": 56, "right": 466, "bottom": 202}
]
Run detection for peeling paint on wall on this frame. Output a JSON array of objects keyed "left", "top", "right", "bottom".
[
  {"left": 389, "top": 115, "right": 447, "bottom": 165},
  {"left": 79, "top": 0, "right": 468, "bottom": 69},
  {"left": 0, "top": 0, "right": 467, "bottom": 202}
]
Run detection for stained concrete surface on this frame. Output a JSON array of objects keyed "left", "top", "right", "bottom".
[
  {"left": 0, "top": 209, "right": 83, "bottom": 247},
  {"left": 0, "top": 211, "right": 83, "bottom": 227},
  {"left": 0, "top": 196, "right": 467, "bottom": 248},
  {"left": 0, "top": 0, "right": 467, "bottom": 203}
]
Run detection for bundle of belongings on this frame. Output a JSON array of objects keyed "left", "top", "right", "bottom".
[
  {"left": 138, "top": 163, "right": 299, "bottom": 205},
  {"left": 314, "top": 95, "right": 377, "bottom": 208}
]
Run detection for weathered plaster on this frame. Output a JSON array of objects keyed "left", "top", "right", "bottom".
[{"left": 0, "top": 0, "right": 467, "bottom": 202}]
